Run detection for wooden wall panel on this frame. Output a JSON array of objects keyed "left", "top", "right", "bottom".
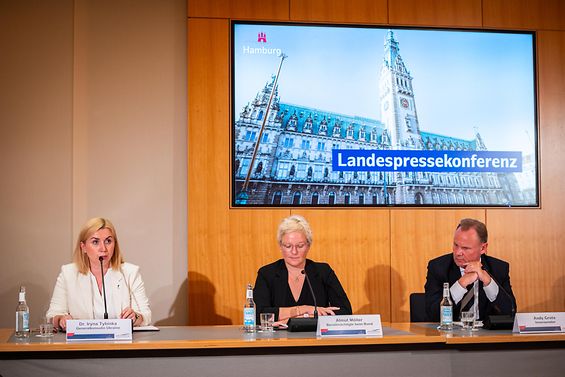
[
  {"left": 188, "top": 18, "right": 291, "bottom": 324},
  {"left": 484, "top": 0, "right": 565, "bottom": 30},
  {"left": 487, "top": 30, "right": 565, "bottom": 313},
  {"left": 290, "top": 0, "right": 387, "bottom": 24},
  {"left": 188, "top": 0, "right": 289, "bottom": 20},
  {"left": 293, "top": 210, "right": 391, "bottom": 320},
  {"left": 390, "top": 210, "right": 485, "bottom": 321},
  {"left": 188, "top": 209, "right": 289, "bottom": 325},
  {"left": 388, "top": 0, "right": 481, "bottom": 27},
  {"left": 187, "top": 18, "right": 229, "bottom": 212},
  {"left": 188, "top": 0, "right": 565, "bottom": 325},
  {"left": 486, "top": 209, "right": 565, "bottom": 313}
]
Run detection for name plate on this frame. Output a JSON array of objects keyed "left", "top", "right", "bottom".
[
  {"left": 317, "top": 315, "right": 382, "bottom": 337},
  {"left": 66, "top": 319, "right": 133, "bottom": 341},
  {"left": 512, "top": 312, "right": 565, "bottom": 333}
]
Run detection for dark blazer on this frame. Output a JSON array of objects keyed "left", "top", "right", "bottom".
[
  {"left": 253, "top": 259, "right": 352, "bottom": 321},
  {"left": 424, "top": 253, "right": 516, "bottom": 322}
]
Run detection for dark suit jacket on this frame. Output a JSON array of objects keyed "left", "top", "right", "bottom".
[
  {"left": 253, "top": 259, "right": 352, "bottom": 321},
  {"left": 424, "top": 253, "right": 516, "bottom": 322}
]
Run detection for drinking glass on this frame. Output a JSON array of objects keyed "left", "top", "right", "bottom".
[
  {"left": 260, "top": 313, "right": 275, "bottom": 332},
  {"left": 38, "top": 318, "right": 54, "bottom": 338},
  {"left": 461, "top": 311, "right": 475, "bottom": 330}
]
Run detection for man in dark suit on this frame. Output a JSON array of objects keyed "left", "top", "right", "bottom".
[{"left": 425, "top": 218, "right": 516, "bottom": 322}]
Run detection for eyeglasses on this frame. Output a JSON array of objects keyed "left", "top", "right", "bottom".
[{"left": 280, "top": 243, "right": 309, "bottom": 252}]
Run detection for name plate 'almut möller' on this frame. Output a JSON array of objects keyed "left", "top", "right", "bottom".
[{"left": 317, "top": 315, "right": 382, "bottom": 337}]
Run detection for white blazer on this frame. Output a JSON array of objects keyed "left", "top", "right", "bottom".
[{"left": 46, "top": 262, "right": 152, "bottom": 326}]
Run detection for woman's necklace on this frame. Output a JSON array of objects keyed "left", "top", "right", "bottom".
[
  {"left": 286, "top": 264, "right": 305, "bottom": 284},
  {"left": 289, "top": 272, "right": 303, "bottom": 283}
]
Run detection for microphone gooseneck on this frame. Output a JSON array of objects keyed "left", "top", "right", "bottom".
[
  {"left": 301, "top": 269, "right": 318, "bottom": 318},
  {"left": 99, "top": 256, "right": 109, "bottom": 319},
  {"left": 481, "top": 257, "right": 516, "bottom": 315}
]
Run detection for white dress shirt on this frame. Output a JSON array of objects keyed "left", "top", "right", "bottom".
[{"left": 450, "top": 266, "right": 499, "bottom": 304}]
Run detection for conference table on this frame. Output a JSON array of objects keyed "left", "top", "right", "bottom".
[{"left": 1, "top": 323, "right": 564, "bottom": 377}]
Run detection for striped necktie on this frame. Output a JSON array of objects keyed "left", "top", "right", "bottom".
[{"left": 460, "top": 281, "right": 478, "bottom": 319}]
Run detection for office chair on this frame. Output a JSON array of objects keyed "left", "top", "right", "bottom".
[{"left": 409, "top": 292, "right": 429, "bottom": 322}]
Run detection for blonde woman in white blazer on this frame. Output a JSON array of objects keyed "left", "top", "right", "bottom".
[{"left": 46, "top": 218, "right": 151, "bottom": 330}]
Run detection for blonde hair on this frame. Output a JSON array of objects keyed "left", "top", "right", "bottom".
[
  {"left": 72, "top": 217, "right": 124, "bottom": 274},
  {"left": 277, "top": 215, "right": 313, "bottom": 246}
]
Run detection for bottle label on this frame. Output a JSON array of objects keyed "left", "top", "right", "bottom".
[
  {"left": 246, "top": 289, "right": 253, "bottom": 299},
  {"left": 441, "top": 306, "right": 453, "bottom": 324},
  {"left": 22, "top": 312, "right": 29, "bottom": 330},
  {"left": 16, "top": 312, "right": 30, "bottom": 331},
  {"left": 243, "top": 308, "right": 255, "bottom": 326}
]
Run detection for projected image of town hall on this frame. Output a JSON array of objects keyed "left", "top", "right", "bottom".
[{"left": 232, "top": 24, "right": 537, "bottom": 207}]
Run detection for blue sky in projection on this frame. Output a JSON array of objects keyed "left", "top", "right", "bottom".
[{"left": 233, "top": 24, "right": 536, "bottom": 154}]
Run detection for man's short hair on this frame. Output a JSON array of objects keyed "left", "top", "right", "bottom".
[{"left": 456, "top": 218, "right": 488, "bottom": 243}]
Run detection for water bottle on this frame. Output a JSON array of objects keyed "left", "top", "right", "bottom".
[
  {"left": 15, "top": 286, "right": 30, "bottom": 338},
  {"left": 243, "top": 283, "right": 256, "bottom": 332},
  {"left": 439, "top": 282, "right": 453, "bottom": 330}
]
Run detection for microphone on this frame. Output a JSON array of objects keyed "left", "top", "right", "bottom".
[
  {"left": 99, "top": 256, "right": 109, "bottom": 319},
  {"left": 301, "top": 269, "right": 318, "bottom": 318},
  {"left": 481, "top": 257, "right": 516, "bottom": 330},
  {"left": 481, "top": 257, "right": 516, "bottom": 315}
]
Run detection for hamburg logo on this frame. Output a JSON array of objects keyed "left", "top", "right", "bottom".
[{"left": 257, "top": 32, "right": 267, "bottom": 43}]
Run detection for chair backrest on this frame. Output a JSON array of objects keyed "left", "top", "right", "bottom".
[{"left": 409, "top": 292, "right": 428, "bottom": 322}]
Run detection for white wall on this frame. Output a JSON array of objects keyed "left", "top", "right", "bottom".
[{"left": 0, "top": 0, "right": 187, "bottom": 327}]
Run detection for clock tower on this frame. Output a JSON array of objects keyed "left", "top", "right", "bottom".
[{"left": 379, "top": 30, "right": 422, "bottom": 149}]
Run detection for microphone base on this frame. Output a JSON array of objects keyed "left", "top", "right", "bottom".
[
  {"left": 287, "top": 317, "right": 318, "bottom": 332},
  {"left": 483, "top": 314, "right": 515, "bottom": 330}
]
